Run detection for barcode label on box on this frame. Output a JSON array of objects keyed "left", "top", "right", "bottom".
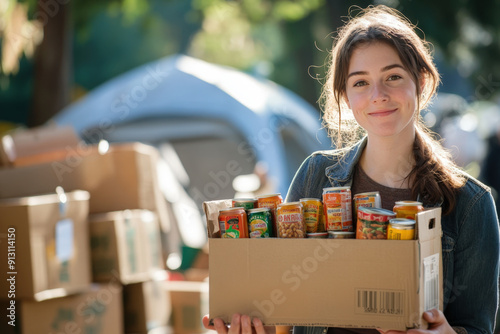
[
  {"left": 423, "top": 253, "right": 439, "bottom": 310},
  {"left": 355, "top": 289, "right": 405, "bottom": 315}
]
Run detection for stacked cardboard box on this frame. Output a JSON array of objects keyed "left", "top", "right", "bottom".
[
  {"left": 0, "top": 189, "right": 124, "bottom": 334},
  {"left": 165, "top": 280, "right": 209, "bottom": 334},
  {"left": 0, "top": 126, "right": 174, "bottom": 334},
  {"left": 0, "top": 129, "right": 170, "bottom": 232},
  {"left": 89, "top": 209, "right": 171, "bottom": 334}
]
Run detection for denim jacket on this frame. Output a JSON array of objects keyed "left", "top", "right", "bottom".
[{"left": 286, "top": 139, "right": 499, "bottom": 334}]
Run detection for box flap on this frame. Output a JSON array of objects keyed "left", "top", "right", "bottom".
[
  {"left": 416, "top": 208, "right": 442, "bottom": 242},
  {"left": 0, "top": 189, "right": 90, "bottom": 207}
]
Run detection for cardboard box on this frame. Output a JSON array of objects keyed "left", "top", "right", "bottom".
[
  {"left": 204, "top": 200, "right": 443, "bottom": 331},
  {"left": 0, "top": 283, "right": 123, "bottom": 334},
  {"left": 0, "top": 125, "right": 81, "bottom": 167},
  {"left": 123, "top": 272, "right": 170, "bottom": 333},
  {"left": 0, "top": 189, "right": 92, "bottom": 301},
  {"left": 89, "top": 210, "right": 164, "bottom": 284},
  {"left": 0, "top": 143, "right": 170, "bottom": 232},
  {"left": 166, "top": 281, "right": 209, "bottom": 334}
]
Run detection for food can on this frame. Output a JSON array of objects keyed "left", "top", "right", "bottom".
[
  {"left": 318, "top": 210, "right": 326, "bottom": 232},
  {"left": 353, "top": 191, "right": 381, "bottom": 222},
  {"left": 232, "top": 198, "right": 258, "bottom": 210},
  {"left": 356, "top": 207, "right": 396, "bottom": 239},
  {"left": 299, "top": 198, "right": 323, "bottom": 233},
  {"left": 256, "top": 193, "right": 283, "bottom": 235},
  {"left": 218, "top": 207, "right": 248, "bottom": 238},
  {"left": 307, "top": 232, "right": 328, "bottom": 239},
  {"left": 247, "top": 208, "right": 273, "bottom": 238},
  {"left": 328, "top": 231, "right": 356, "bottom": 239},
  {"left": 393, "top": 201, "right": 424, "bottom": 220},
  {"left": 277, "top": 202, "right": 305, "bottom": 238},
  {"left": 388, "top": 218, "right": 416, "bottom": 240},
  {"left": 322, "top": 187, "right": 352, "bottom": 231}
]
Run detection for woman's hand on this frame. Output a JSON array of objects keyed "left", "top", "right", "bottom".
[
  {"left": 202, "top": 313, "right": 276, "bottom": 334},
  {"left": 378, "top": 309, "right": 455, "bottom": 334}
]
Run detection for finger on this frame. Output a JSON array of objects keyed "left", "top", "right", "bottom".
[
  {"left": 252, "top": 317, "right": 267, "bottom": 334},
  {"left": 422, "top": 309, "right": 444, "bottom": 325},
  {"left": 229, "top": 313, "right": 242, "bottom": 334},
  {"left": 202, "top": 315, "right": 216, "bottom": 330},
  {"left": 241, "top": 315, "right": 253, "bottom": 334},
  {"left": 214, "top": 318, "right": 228, "bottom": 334}
]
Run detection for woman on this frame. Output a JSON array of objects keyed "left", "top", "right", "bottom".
[{"left": 203, "top": 5, "right": 499, "bottom": 334}]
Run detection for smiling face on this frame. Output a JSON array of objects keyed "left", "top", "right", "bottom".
[{"left": 344, "top": 42, "right": 420, "bottom": 141}]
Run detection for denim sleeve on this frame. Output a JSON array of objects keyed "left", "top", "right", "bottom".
[
  {"left": 285, "top": 154, "right": 315, "bottom": 203},
  {"left": 445, "top": 190, "right": 499, "bottom": 333}
]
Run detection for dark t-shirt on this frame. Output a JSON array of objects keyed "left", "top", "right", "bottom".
[{"left": 352, "top": 164, "right": 414, "bottom": 211}]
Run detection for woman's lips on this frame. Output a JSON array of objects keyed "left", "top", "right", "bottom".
[{"left": 368, "top": 109, "right": 397, "bottom": 117}]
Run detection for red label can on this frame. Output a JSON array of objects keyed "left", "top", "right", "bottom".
[
  {"left": 356, "top": 207, "right": 396, "bottom": 239},
  {"left": 218, "top": 207, "right": 248, "bottom": 238},
  {"left": 322, "top": 187, "right": 352, "bottom": 231}
]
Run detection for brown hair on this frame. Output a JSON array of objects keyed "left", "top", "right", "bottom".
[{"left": 321, "top": 5, "right": 465, "bottom": 214}]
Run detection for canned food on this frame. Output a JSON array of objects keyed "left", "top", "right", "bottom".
[
  {"left": 393, "top": 201, "right": 424, "bottom": 220},
  {"left": 322, "top": 187, "right": 352, "bottom": 231},
  {"left": 388, "top": 218, "right": 416, "bottom": 240},
  {"left": 328, "top": 231, "right": 356, "bottom": 239},
  {"left": 247, "top": 208, "right": 273, "bottom": 238},
  {"left": 307, "top": 232, "right": 328, "bottom": 239},
  {"left": 299, "top": 198, "right": 323, "bottom": 233},
  {"left": 277, "top": 202, "right": 305, "bottom": 238},
  {"left": 356, "top": 207, "right": 396, "bottom": 239},
  {"left": 257, "top": 193, "right": 283, "bottom": 235},
  {"left": 353, "top": 191, "right": 381, "bottom": 222},
  {"left": 218, "top": 207, "right": 248, "bottom": 238},
  {"left": 232, "top": 198, "right": 258, "bottom": 210}
]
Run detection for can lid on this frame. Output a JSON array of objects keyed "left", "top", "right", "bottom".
[
  {"left": 299, "top": 198, "right": 321, "bottom": 202},
  {"left": 233, "top": 198, "right": 257, "bottom": 202},
  {"left": 394, "top": 200, "right": 423, "bottom": 206},
  {"left": 323, "top": 186, "right": 350, "bottom": 192},
  {"left": 358, "top": 207, "right": 396, "bottom": 216},
  {"left": 256, "top": 193, "right": 282, "bottom": 199},
  {"left": 219, "top": 207, "right": 245, "bottom": 212},
  {"left": 277, "top": 201, "right": 302, "bottom": 207},
  {"left": 247, "top": 208, "right": 271, "bottom": 213},
  {"left": 354, "top": 191, "right": 380, "bottom": 197},
  {"left": 328, "top": 231, "right": 355, "bottom": 235},
  {"left": 389, "top": 218, "right": 416, "bottom": 226},
  {"left": 307, "top": 232, "right": 328, "bottom": 237}
]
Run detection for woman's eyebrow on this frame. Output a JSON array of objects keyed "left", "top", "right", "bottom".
[{"left": 347, "top": 64, "right": 405, "bottom": 80}]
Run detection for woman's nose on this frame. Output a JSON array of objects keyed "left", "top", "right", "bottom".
[{"left": 371, "top": 83, "right": 389, "bottom": 103}]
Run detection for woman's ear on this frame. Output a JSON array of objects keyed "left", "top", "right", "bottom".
[
  {"left": 419, "top": 74, "right": 426, "bottom": 95},
  {"left": 343, "top": 93, "right": 351, "bottom": 109}
]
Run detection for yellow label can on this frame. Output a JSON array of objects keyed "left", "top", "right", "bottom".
[{"left": 387, "top": 218, "right": 415, "bottom": 240}]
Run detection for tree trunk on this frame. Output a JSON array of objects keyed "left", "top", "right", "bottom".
[
  {"left": 30, "top": 0, "right": 72, "bottom": 127},
  {"left": 283, "top": 14, "right": 319, "bottom": 108}
]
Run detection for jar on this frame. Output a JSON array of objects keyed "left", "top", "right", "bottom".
[
  {"left": 276, "top": 202, "right": 305, "bottom": 238},
  {"left": 393, "top": 201, "right": 424, "bottom": 220}
]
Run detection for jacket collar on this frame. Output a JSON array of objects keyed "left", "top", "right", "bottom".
[{"left": 325, "top": 137, "right": 367, "bottom": 187}]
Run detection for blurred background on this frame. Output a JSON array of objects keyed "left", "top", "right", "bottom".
[
  {"left": 2, "top": 0, "right": 500, "bottom": 190},
  {"left": 1, "top": 1, "right": 500, "bottom": 332}
]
